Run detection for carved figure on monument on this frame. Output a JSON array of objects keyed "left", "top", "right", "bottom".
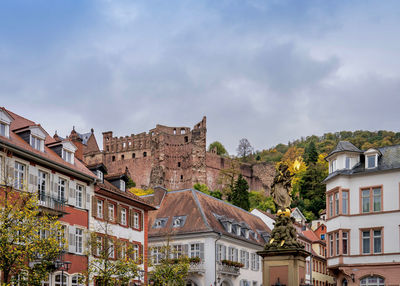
[{"left": 265, "top": 162, "right": 303, "bottom": 250}]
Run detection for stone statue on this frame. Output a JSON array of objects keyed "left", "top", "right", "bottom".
[
  {"left": 264, "top": 162, "right": 303, "bottom": 251},
  {"left": 271, "top": 163, "right": 293, "bottom": 210}
]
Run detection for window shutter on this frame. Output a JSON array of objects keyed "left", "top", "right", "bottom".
[
  {"left": 85, "top": 188, "right": 91, "bottom": 210},
  {"left": 104, "top": 200, "right": 109, "bottom": 221},
  {"left": 227, "top": 247, "right": 232, "bottom": 261},
  {"left": 52, "top": 175, "right": 58, "bottom": 199},
  {"left": 7, "top": 165, "right": 14, "bottom": 183},
  {"left": 183, "top": 244, "right": 189, "bottom": 256},
  {"left": 91, "top": 234, "right": 97, "bottom": 256},
  {"left": 92, "top": 197, "right": 98, "bottom": 217},
  {"left": 199, "top": 243, "right": 204, "bottom": 260},
  {"left": 117, "top": 205, "right": 122, "bottom": 224},
  {"left": 222, "top": 245, "right": 226, "bottom": 260},
  {"left": 64, "top": 181, "right": 69, "bottom": 203},
  {"left": 139, "top": 211, "right": 143, "bottom": 231},
  {"left": 68, "top": 225, "right": 76, "bottom": 253},
  {"left": 69, "top": 181, "right": 76, "bottom": 206},
  {"left": 234, "top": 248, "right": 238, "bottom": 262},
  {"left": 139, "top": 244, "right": 143, "bottom": 264},
  {"left": 128, "top": 209, "right": 133, "bottom": 228},
  {"left": 216, "top": 245, "right": 220, "bottom": 261}
]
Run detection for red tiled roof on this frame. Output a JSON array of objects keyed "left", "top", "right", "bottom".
[
  {"left": 84, "top": 133, "right": 100, "bottom": 154},
  {"left": 148, "top": 189, "right": 270, "bottom": 245},
  {"left": 97, "top": 180, "right": 155, "bottom": 210},
  {"left": 0, "top": 107, "right": 95, "bottom": 180},
  {"left": 302, "top": 229, "right": 320, "bottom": 242}
]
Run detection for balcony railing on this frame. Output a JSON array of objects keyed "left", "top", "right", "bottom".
[
  {"left": 217, "top": 263, "right": 240, "bottom": 276},
  {"left": 38, "top": 193, "right": 65, "bottom": 213},
  {"left": 189, "top": 262, "right": 206, "bottom": 274}
]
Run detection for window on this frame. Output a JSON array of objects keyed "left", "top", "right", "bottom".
[
  {"left": 75, "top": 228, "right": 83, "bottom": 254},
  {"left": 227, "top": 222, "right": 232, "bottom": 233},
  {"left": 97, "top": 170, "right": 103, "bottom": 181},
  {"left": 367, "top": 155, "right": 376, "bottom": 168},
  {"left": 335, "top": 193, "right": 339, "bottom": 215},
  {"left": 190, "top": 243, "right": 200, "bottom": 258},
  {"left": 342, "top": 191, "right": 349, "bottom": 214},
  {"left": 173, "top": 244, "right": 183, "bottom": 259},
  {"left": 120, "top": 180, "right": 125, "bottom": 191},
  {"left": 329, "top": 234, "right": 333, "bottom": 257},
  {"left": 152, "top": 246, "right": 163, "bottom": 264},
  {"left": 76, "top": 185, "right": 83, "bottom": 208},
  {"left": 237, "top": 226, "right": 241, "bottom": 236},
  {"left": 373, "top": 188, "right": 382, "bottom": 212},
  {"left": 184, "top": 136, "right": 188, "bottom": 143},
  {"left": 14, "top": 162, "right": 25, "bottom": 190},
  {"left": 30, "top": 136, "right": 43, "bottom": 151},
  {"left": 38, "top": 170, "right": 47, "bottom": 203},
  {"left": 373, "top": 230, "right": 382, "bottom": 253},
  {"left": 41, "top": 275, "right": 50, "bottom": 286},
  {"left": 58, "top": 225, "right": 66, "bottom": 249},
  {"left": 329, "top": 195, "right": 333, "bottom": 217},
  {"left": 216, "top": 244, "right": 226, "bottom": 261},
  {"left": 112, "top": 156, "right": 115, "bottom": 162},
  {"left": 132, "top": 244, "right": 139, "bottom": 261},
  {"left": 362, "top": 187, "right": 382, "bottom": 213},
  {"left": 330, "top": 159, "right": 337, "bottom": 173},
  {"left": 71, "top": 275, "right": 84, "bottom": 286},
  {"left": 121, "top": 155, "right": 124, "bottom": 160},
  {"left": 97, "top": 200, "right": 104, "bottom": 219},
  {"left": 360, "top": 276, "right": 385, "bottom": 286},
  {"left": 362, "top": 231, "right": 371, "bottom": 254},
  {"left": 62, "top": 149, "right": 73, "bottom": 163},
  {"left": 0, "top": 122, "right": 7, "bottom": 137},
  {"left": 96, "top": 236, "right": 103, "bottom": 256},
  {"left": 108, "top": 239, "right": 115, "bottom": 258},
  {"left": 133, "top": 212, "right": 140, "bottom": 229},
  {"left": 345, "top": 157, "right": 350, "bottom": 169},
  {"left": 143, "top": 152, "right": 147, "bottom": 157},
  {"left": 342, "top": 232, "right": 348, "bottom": 255},
  {"left": 180, "top": 175, "right": 183, "bottom": 181},
  {"left": 121, "top": 208, "right": 127, "bottom": 225},
  {"left": 108, "top": 204, "right": 115, "bottom": 221},
  {"left": 132, "top": 153, "right": 136, "bottom": 158},
  {"left": 251, "top": 253, "right": 259, "bottom": 271},
  {"left": 178, "top": 162, "right": 181, "bottom": 167},
  {"left": 335, "top": 233, "right": 339, "bottom": 255},
  {"left": 58, "top": 178, "right": 66, "bottom": 202},
  {"left": 55, "top": 274, "right": 68, "bottom": 286}
]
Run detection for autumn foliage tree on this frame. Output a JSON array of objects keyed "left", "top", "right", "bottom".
[{"left": 0, "top": 185, "right": 64, "bottom": 285}]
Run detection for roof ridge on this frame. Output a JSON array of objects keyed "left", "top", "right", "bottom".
[{"left": 191, "top": 190, "right": 212, "bottom": 231}]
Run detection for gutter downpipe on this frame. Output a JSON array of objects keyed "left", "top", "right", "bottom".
[{"left": 214, "top": 232, "right": 222, "bottom": 286}]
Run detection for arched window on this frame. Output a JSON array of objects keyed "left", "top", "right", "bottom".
[
  {"left": 71, "top": 274, "right": 84, "bottom": 286},
  {"left": 55, "top": 274, "right": 68, "bottom": 286},
  {"left": 132, "top": 153, "right": 136, "bottom": 158},
  {"left": 360, "top": 276, "right": 385, "bottom": 286},
  {"left": 121, "top": 154, "right": 124, "bottom": 160}
]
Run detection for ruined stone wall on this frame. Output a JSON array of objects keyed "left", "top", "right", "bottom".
[{"left": 89, "top": 116, "right": 274, "bottom": 193}]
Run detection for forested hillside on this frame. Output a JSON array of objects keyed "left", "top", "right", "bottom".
[{"left": 238, "top": 130, "right": 400, "bottom": 221}]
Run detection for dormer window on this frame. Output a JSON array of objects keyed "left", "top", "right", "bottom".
[
  {"left": 245, "top": 229, "right": 249, "bottom": 239},
  {"left": 120, "top": 179, "right": 126, "bottom": 191},
  {"left": 30, "top": 136, "right": 44, "bottom": 151},
  {"left": 97, "top": 170, "right": 103, "bottom": 182},
  {"left": 62, "top": 149, "right": 73, "bottom": 163},
  {"left": 330, "top": 159, "right": 337, "bottom": 173},
  {"left": 345, "top": 157, "right": 350, "bottom": 169},
  {"left": 0, "top": 122, "right": 8, "bottom": 137},
  {"left": 153, "top": 217, "right": 168, "bottom": 228},
  {"left": 172, "top": 216, "right": 187, "bottom": 228},
  {"left": 237, "top": 226, "right": 241, "bottom": 236},
  {"left": 367, "top": 155, "right": 377, "bottom": 168},
  {"left": 227, "top": 222, "right": 232, "bottom": 233}
]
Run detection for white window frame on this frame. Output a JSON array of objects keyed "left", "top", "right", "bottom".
[
  {"left": 342, "top": 191, "right": 348, "bottom": 215},
  {"left": 58, "top": 178, "right": 66, "bottom": 202},
  {"left": 108, "top": 204, "right": 115, "bottom": 221},
  {"left": 97, "top": 170, "right": 103, "bottom": 181},
  {"left": 97, "top": 200, "right": 104, "bottom": 219},
  {"left": 121, "top": 208, "right": 127, "bottom": 225},
  {"left": 366, "top": 154, "right": 377, "bottom": 169},
  {"left": 38, "top": 170, "right": 47, "bottom": 204},
  {"left": 71, "top": 274, "right": 84, "bottom": 286},
  {"left": 30, "top": 135, "right": 44, "bottom": 151},
  {"left": 189, "top": 243, "right": 200, "bottom": 258},
  {"left": 133, "top": 212, "right": 140, "bottom": 229},
  {"left": 62, "top": 149, "right": 73, "bottom": 164},
  {"left": 108, "top": 239, "right": 115, "bottom": 258},
  {"left": 75, "top": 228, "right": 83, "bottom": 254},
  {"left": 55, "top": 273, "right": 68, "bottom": 286},
  {"left": 0, "top": 121, "right": 9, "bottom": 138},
  {"left": 75, "top": 184, "right": 83, "bottom": 208},
  {"left": 120, "top": 179, "right": 126, "bottom": 191},
  {"left": 345, "top": 157, "right": 350, "bottom": 169},
  {"left": 14, "top": 162, "right": 25, "bottom": 190}
]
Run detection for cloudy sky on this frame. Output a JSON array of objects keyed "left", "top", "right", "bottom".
[{"left": 1, "top": 0, "right": 400, "bottom": 154}]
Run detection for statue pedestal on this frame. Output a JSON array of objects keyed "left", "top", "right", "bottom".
[{"left": 257, "top": 248, "right": 309, "bottom": 286}]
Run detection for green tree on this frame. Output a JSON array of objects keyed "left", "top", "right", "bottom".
[
  {"left": 193, "top": 183, "right": 209, "bottom": 194},
  {"left": 304, "top": 141, "right": 318, "bottom": 165},
  {"left": 149, "top": 239, "right": 190, "bottom": 285},
  {"left": 84, "top": 222, "right": 140, "bottom": 285},
  {"left": 257, "top": 196, "right": 276, "bottom": 213},
  {"left": 0, "top": 185, "right": 64, "bottom": 285},
  {"left": 229, "top": 175, "right": 250, "bottom": 211},
  {"left": 126, "top": 177, "right": 136, "bottom": 189},
  {"left": 208, "top": 141, "right": 228, "bottom": 156}
]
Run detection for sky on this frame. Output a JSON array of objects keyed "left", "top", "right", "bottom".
[{"left": 1, "top": 0, "right": 400, "bottom": 154}]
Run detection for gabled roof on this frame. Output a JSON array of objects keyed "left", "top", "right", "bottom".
[
  {"left": 0, "top": 108, "right": 96, "bottom": 181},
  {"left": 324, "top": 144, "right": 400, "bottom": 182},
  {"left": 148, "top": 189, "right": 270, "bottom": 246},
  {"left": 326, "top": 141, "right": 362, "bottom": 159},
  {"left": 84, "top": 131, "right": 100, "bottom": 154}
]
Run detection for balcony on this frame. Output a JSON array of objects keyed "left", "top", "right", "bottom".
[
  {"left": 38, "top": 193, "right": 66, "bottom": 215},
  {"left": 189, "top": 262, "right": 205, "bottom": 274},
  {"left": 217, "top": 263, "right": 240, "bottom": 276}
]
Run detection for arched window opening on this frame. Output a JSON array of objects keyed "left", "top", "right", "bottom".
[
  {"left": 55, "top": 274, "right": 68, "bottom": 286},
  {"left": 360, "top": 276, "right": 385, "bottom": 286},
  {"left": 132, "top": 153, "right": 136, "bottom": 158}
]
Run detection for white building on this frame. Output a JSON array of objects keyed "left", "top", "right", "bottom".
[
  {"left": 146, "top": 188, "right": 271, "bottom": 286},
  {"left": 324, "top": 141, "right": 400, "bottom": 285}
]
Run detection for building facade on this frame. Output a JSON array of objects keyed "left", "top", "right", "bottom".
[
  {"left": 324, "top": 141, "right": 400, "bottom": 285},
  {"left": 146, "top": 188, "right": 270, "bottom": 286},
  {"left": 0, "top": 107, "right": 96, "bottom": 285}
]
